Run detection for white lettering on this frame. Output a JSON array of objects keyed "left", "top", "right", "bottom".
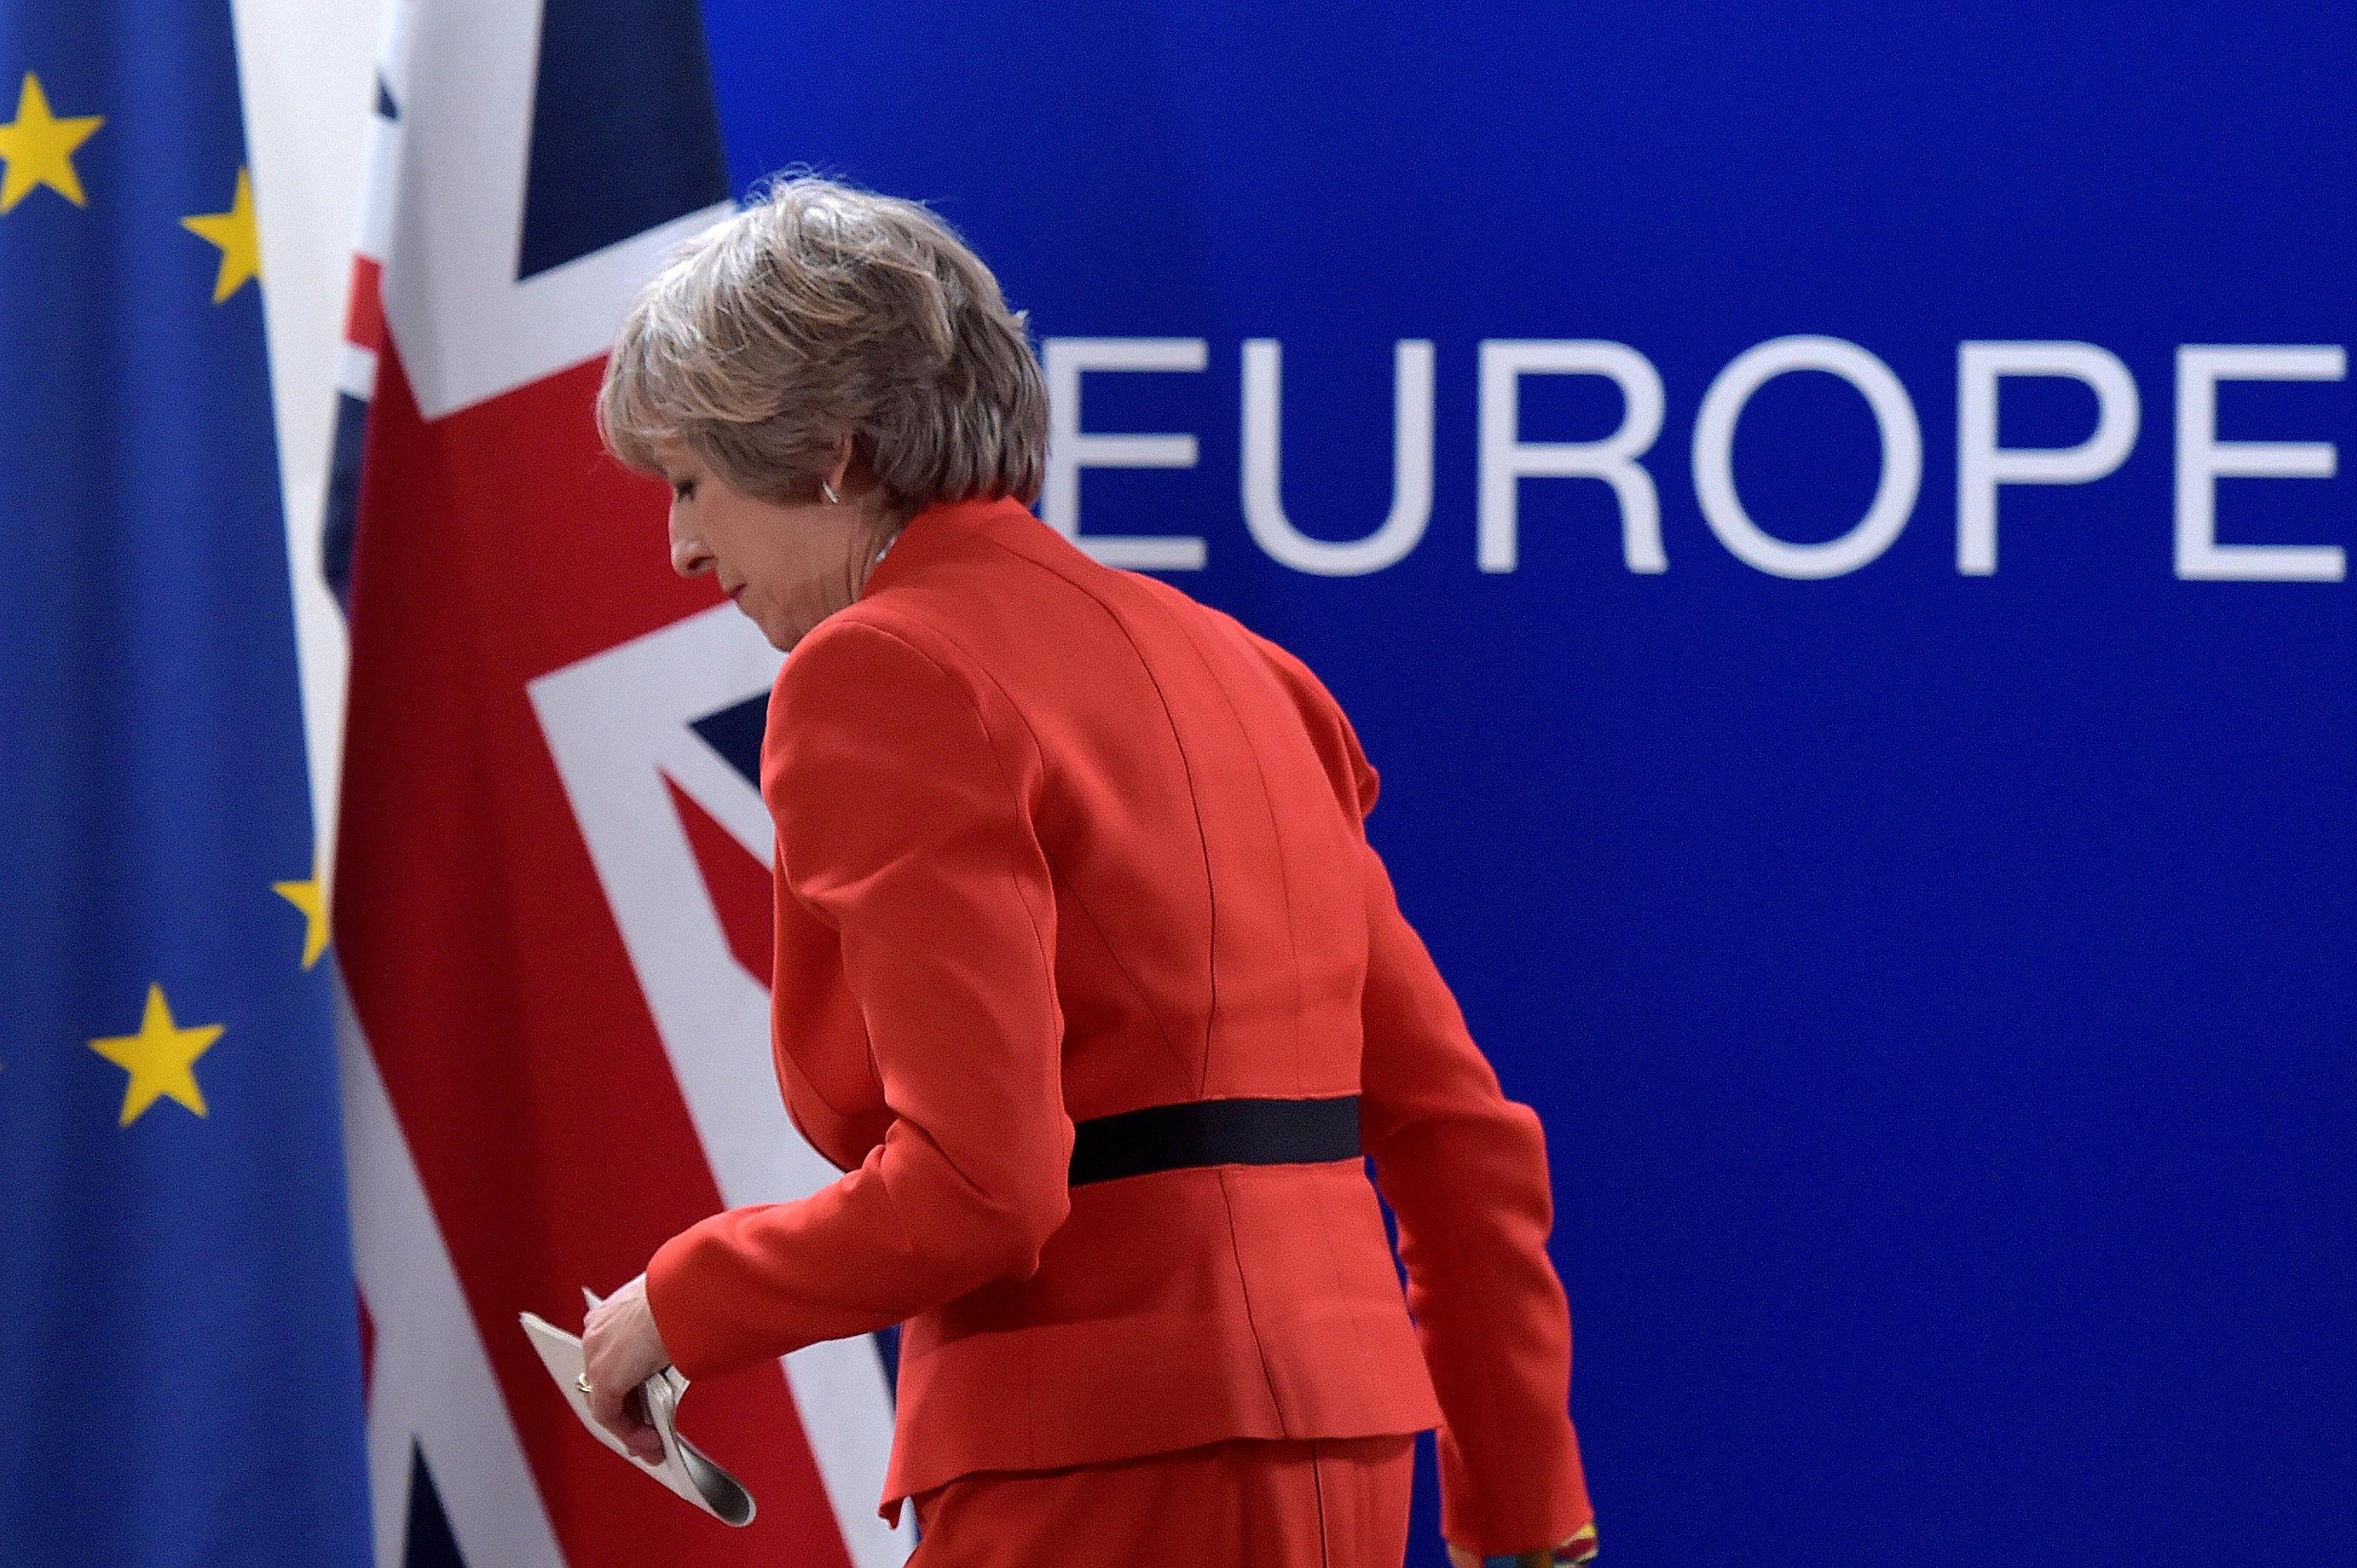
[
  {"left": 1957, "top": 342, "right": 2140, "bottom": 575},
  {"left": 2174, "top": 345, "right": 2346, "bottom": 581},
  {"left": 1692, "top": 335, "right": 1922, "bottom": 580},
  {"left": 1042, "top": 337, "right": 1209, "bottom": 571},
  {"left": 1477, "top": 340, "right": 1666, "bottom": 573},
  {"left": 1240, "top": 339, "right": 1435, "bottom": 576}
]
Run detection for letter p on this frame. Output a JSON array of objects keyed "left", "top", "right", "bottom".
[{"left": 1957, "top": 342, "right": 2141, "bottom": 575}]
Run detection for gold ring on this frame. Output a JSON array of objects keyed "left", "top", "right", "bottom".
[{"left": 576, "top": 1373, "right": 594, "bottom": 1395}]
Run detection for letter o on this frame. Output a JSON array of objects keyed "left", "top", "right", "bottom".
[{"left": 1691, "top": 335, "right": 1923, "bottom": 580}]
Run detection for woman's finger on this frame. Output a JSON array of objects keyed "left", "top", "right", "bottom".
[
  {"left": 584, "top": 1376, "right": 623, "bottom": 1431},
  {"left": 582, "top": 1376, "right": 663, "bottom": 1462},
  {"left": 614, "top": 1388, "right": 665, "bottom": 1464}
]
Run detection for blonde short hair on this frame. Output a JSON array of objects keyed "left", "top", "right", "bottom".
[{"left": 598, "top": 173, "right": 1047, "bottom": 509}]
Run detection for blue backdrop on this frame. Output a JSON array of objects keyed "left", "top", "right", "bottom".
[{"left": 696, "top": 5, "right": 2355, "bottom": 1563}]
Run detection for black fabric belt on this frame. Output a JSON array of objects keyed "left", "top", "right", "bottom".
[{"left": 1067, "top": 1094, "right": 1362, "bottom": 1188}]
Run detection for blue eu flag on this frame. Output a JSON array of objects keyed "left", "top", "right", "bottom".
[{"left": 0, "top": 5, "right": 373, "bottom": 1564}]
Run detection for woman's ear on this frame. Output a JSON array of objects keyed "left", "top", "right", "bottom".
[{"left": 824, "top": 436, "right": 855, "bottom": 502}]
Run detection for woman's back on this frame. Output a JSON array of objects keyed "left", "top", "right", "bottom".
[{"left": 793, "top": 496, "right": 1446, "bottom": 1504}]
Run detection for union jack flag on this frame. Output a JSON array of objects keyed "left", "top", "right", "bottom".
[{"left": 324, "top": 5, "right": 909, "bottom": 1565}]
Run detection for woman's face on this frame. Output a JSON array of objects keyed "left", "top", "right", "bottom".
[{"left": 653, "top": 440, "right": 884, "bottom": 652}]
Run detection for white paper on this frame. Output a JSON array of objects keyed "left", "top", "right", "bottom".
[{"left": 518, "top": 1299, "right": 756, "bottom": 1527}]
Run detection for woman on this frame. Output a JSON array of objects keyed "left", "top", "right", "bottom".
[{"left": 576, "top": 174, "right": 1595, "bottom": 1568}]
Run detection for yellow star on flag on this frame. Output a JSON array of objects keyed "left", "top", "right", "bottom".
[
  {"left": 0, "top": 71, "right": 104, "bottom": 214},
  {"left": 181, "top": 166, "right": 261, "bottom": 303},
  {"left": 273, "top": 873, "right": 330, "bottom": 969},
  {"left": 88, "top": 983, "right": 224, "bottom": 1126}
]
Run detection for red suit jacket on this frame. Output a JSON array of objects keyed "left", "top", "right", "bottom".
[{"left": 645, "top": 496, "right": 1594, "bottom": 1558}]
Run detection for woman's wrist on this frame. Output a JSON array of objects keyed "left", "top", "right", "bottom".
[{"left": 1444, "top": 1522, "right": 1597, "bottom": 1567}]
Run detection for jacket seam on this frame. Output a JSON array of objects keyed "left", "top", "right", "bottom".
[
  {"left": 1152, "top": 592, "right": 1312, "bottom": 1095},
  {"left": 933, "top": 528, "right": 1220, "bottom": 1090},
  {"left": 1216, "top": 1165, "right": 1294, "bottom": 1434}
]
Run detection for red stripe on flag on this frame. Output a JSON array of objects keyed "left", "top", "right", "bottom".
[
  {"left": 336, "top": 347, "right": 855, "bottom": 1568},
  {"left": 357, "top": 1284, "right": 374, "bottom": 1403},
  {"left": 343, "top": 256, "right": 386, "bottom": 353},
  {"left": 666, "top": 774, "right": 775, "bottom": 988}
]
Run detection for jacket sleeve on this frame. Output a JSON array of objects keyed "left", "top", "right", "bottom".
[
  {"left": 644, "top": 617, "right": 1073, "bottom": 1382},
  {"left": 1246, "top": 629, "right": 1597, "bottom": 1563}
]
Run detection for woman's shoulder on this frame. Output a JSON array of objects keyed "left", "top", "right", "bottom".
[
  {"left": 772, "top": 602, "right": 984, "bottom": 719},
  {"left": 756, "top": 604, "right": 1042, "bottom": 826}
]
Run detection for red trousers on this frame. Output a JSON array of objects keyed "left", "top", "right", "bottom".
[{"left": 906, "top": 1433, "right": 1419, "bottom": 1567}]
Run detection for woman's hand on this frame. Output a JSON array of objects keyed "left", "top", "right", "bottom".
[{"left": 581, "top": 1273, "right": 672, "bottom": 1466}]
